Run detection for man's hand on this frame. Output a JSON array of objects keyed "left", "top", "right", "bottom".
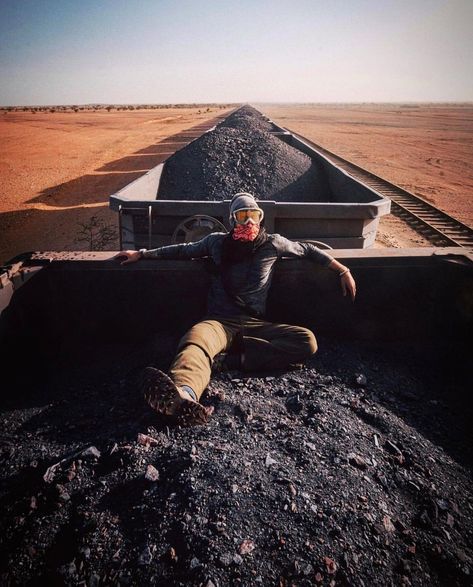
[
  {"left": 340, "top": 271, "right": 356, "bottom": 301},
  {"left": 328, "top": 259, "right": 356, "bottom": 301},
  {"left": 113, "top": 250, "right": 142, "bottom": 265}
]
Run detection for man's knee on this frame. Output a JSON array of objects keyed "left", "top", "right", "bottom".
[
  {"left": 300, "top": 327, "right": 318, "bottom": 356},
  {"left": 177, "top": 320, "right": 229, "bottom": 358}
]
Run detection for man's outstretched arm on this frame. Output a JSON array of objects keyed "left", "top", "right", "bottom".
[
  {"left": 272, "top": 235, "right": 357, "bottom": 302},
  {"left": 113, "top": 234, "right": 219, "bottom": 265}
]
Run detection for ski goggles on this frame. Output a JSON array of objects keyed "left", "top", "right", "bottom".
[{"left": 232, "top": 208, "right": 264, "bottom": 225}]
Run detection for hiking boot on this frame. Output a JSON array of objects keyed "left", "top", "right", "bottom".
[{"left": 141, "top": 367, "right": 213, "bottom": 426}]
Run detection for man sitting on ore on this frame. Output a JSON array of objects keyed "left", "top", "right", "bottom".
[{"left": 115, "top": 192, "right": 356, "bottom": 425}]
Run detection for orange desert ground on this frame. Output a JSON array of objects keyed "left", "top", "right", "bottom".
[{"left": 1, "top": 104, "right": 472, "bottom": 263}]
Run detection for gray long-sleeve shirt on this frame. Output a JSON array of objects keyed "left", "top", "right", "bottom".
[{"left": 143, "top": 233, "right": 334, "bottom": 318}]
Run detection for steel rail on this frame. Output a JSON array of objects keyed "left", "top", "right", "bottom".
[{"left": 288, "top": 130, "right": 473, "bottom": 249}]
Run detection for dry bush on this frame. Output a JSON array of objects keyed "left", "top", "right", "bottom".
[{"left": 76, "top": 216, "right": 118, "bottom": 251}]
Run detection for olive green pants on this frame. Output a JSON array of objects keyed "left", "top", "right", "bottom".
[{"left": 169, "top": 317, "right": 317, "bottom": 400}]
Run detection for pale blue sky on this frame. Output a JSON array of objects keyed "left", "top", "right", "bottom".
[{"left": 0, "top": 0, "right": 471, "bottom": 105}]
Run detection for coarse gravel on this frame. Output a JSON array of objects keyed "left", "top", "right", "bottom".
[
  {"left": 219, "top": 105, "right": 277, "bottom": 133},
  {"left": 158, "top": 108, "right": 330, "bottom": 202},
  {"left": 1, "top": 339, "right": 471, "bottom": 586}
]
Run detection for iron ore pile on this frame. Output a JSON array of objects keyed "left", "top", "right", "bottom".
[
  {"left": 158, "top": 106, "right": 329, "bottom": 202},
  {"left": 1, "top": 340, "right": 472, "bottom": 586},
  {"left": 218, "top": 107, "right": 276, "bottom": 133}
]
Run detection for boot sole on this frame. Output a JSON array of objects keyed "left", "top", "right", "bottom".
[{"left": 142, "top": 367, "right": 212, "bottom": 426}]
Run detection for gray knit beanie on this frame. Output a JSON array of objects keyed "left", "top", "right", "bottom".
[{"left": 229, "top": 192, "right": 263, "bottom": 226}]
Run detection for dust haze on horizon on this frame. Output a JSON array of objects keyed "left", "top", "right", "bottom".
[{"left": 0, "top": 0, "right": 472, "bottom": 106}]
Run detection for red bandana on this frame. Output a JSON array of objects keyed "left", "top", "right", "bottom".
[{"left": 232, "top": 223, "right": 260, "bottom": 242}]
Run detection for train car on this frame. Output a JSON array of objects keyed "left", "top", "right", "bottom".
[{"left": 109, "top": 108, "right": 391, "bottom": 250}]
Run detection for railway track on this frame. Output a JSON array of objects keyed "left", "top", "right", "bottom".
[{"left": 290, "top": 130, "right": 473, "bottom": 249}]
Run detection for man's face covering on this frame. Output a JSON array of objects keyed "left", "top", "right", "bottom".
[{"left": 232, "top": 222, "right": 260, "bottom": 242}]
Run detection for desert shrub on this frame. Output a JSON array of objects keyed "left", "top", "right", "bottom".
[{"left": 76, "top": 216, "right": 118, "bottom": 251}]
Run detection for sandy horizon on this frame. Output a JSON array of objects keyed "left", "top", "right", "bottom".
[{"left": 1, "top": 104, "right": 472, "bottom": 263}]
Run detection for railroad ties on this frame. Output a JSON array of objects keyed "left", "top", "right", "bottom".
[{"left": 290, "top": 130, "right": 473, "bottom": 249}]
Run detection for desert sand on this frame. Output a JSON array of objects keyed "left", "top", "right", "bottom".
[
  {"left": 0, "top": 107, "right": 230, "bottom": 263},
  {"left": 260, "top": 104, "right": 473, "bottom": 248},
  {"left": 1, "top": 104, "right": 472, "bottom": 263}
]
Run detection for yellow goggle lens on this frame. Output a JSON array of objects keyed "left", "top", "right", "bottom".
[{"left": 234, "top": 209, "right": 263, "bottom": 223}]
